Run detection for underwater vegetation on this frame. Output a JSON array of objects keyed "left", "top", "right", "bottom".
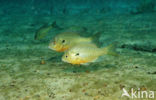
[{"left": 131, "top": 0, "right": 156, "bottom": 14}]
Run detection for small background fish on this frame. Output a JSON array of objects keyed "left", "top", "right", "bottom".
[{"left": 34, "top": 21, "right": 61, "bottom": 40}]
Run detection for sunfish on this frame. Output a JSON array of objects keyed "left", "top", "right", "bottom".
[
  {"left": 62, "top": 43, "right": 118, "bottom": 65},
  {"left": 48, "top": 32, "right": 101, "bottom": 52}
]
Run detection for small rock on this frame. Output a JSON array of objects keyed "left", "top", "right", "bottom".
[
  {"left": 151, "top": 71, "right": 156, "bottom": 74},
  {"left": 85, "top": 70, "right": 90, "bottom": 73},
  {"left": 119, "top": 84, "right": 125, "bottom": 90},
  {"left": 141, "top": 86, "right": 147, "bottom": 91},
  {"left": 82, "top": 89, "right": 86, "bottom": 92},
  {"left": 34, "top": 70, "right": 39, "bottom": 73},
  {"left": 84, "top": 93, "right": 89, "bottom": 96},
  {"left": 147, "top": 72, "right": 151, "bottom": 74},
  {"left": 103, "top": 84, "right": 107, "bottom": 87},
  {"left": 47, "top": 73, "right": 50, "bottom": 75},
  {"left": 98, "top": 91, "right": 101, "bottom": 94},
  {"left": 147, "top": 71, "right": 156, "bottom": 75},
  {"left": 40, "top": 60, "right": 46, "bottom": 65},
  {"left": 10, "top": 84, "right": 15, "bottom": 87},
  {"left": 83, "top": 83, "right": 88, "bottom": 86},
  {"left": 73, "top": 71, "right": 77, "bottom": 73},
  {"left": 94, "top": 95, "right": 99, "bottom": 100}
]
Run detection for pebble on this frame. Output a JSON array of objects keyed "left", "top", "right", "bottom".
[
  {"left": 141, "top": 86, "right": 147, "bottom": 91},
  {"left": 119, "top": 84, "right": 125, "bottom": 90},
  {"left": 85, "top": 70, "right": 90, "bottom": 73},
  {"left": 93, "top": 95, "right": 99, "bottom": 100},
  {"left": 147, "top": 71, "right": 156, "bottom": 75},
  {"left": 82, "top": 89, "right": 86, "bottom": 92},
  {"left": 73, "top": 71, "right": 77, "bottom": 73},
  {"left": 40, "top": 60, "right": 46, "bottom": 65},
  {"left": 47, "top": 73, "right": 50, "bottom": 75},
  {"left": 103, "top": 84, "right": 107, "bottom": 87}
]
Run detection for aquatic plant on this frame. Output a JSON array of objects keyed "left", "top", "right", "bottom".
[{"left": 132, "top": 0, "right": 155, "bottom": 14}]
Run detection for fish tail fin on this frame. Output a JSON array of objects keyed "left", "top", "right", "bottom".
[
  {"left": 34, "top": 33, "right": 38, "bottom": 40},
  {"left": 51, "top": 21, "right": 62, "bottom": 30},
  {"left": 102, "top": 42, "right": 119, "bottom": 56},
  {"left": 51, "top": 21, "right": 57, "bottom": 27},
  {"left": 90, "top": 31, "right": 102, "bottom": 47}
]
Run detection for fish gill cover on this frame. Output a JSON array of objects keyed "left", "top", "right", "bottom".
[{"left": 0, "top": 0, "right": 156, "bottom": 100}]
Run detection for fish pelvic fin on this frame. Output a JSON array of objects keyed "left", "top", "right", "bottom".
[{"left": 102, "top": 43, "right": 119, "bottom": 57}]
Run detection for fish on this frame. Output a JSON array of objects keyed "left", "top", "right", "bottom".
[
  {"left": 34, "top": 21, "right": 61, "bottom": 40},
  {"left": 62, "top": 43, "right": 118, "bottom": 65},
  {"left": 48, "top": 31, "right": 101, "bottom": 52}
]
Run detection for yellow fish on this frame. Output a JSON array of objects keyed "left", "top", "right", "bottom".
[
  {"left": 62, "top": 43, "right": 118, "bottom": 65},
  {"left": 34, "top": 21, "right": 61, "bottom": 40},
  {"left": 48, "top": 32, "right": 101, "bottom": 52}
]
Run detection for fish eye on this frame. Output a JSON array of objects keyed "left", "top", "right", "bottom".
[
  {"left": 75, "top": 53, "right": 79, "bottom": 56},
  {"left": 62, "top": 40, "right": 65, "bottom": 43},
  {"left": 66, "top": 55, "right": 68, "bottom": 58}
]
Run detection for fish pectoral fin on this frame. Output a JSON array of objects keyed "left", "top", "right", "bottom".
[{"left": 89, "top": 57, "right": 99, "bottom": 63}]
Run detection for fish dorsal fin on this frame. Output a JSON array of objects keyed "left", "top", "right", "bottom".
[{"left": 90, "top": 31, "right": 102, "bottom": 47}]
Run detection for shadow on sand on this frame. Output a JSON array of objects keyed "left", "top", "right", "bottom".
[{"left": 62, "top": 63, "right": 117, "bottom": 73}]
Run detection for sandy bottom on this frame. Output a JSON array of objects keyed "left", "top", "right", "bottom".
[{"left": 0, "top": 11, "right": 156, "bottom": 100}]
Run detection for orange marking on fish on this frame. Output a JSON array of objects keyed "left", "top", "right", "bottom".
[
  {"left": 56, "top": 47, "right": 69, "bottom": 52},
  {"left": 71, "top": 59, "right": 88, "bottom": 65},
  {"left": 53, "top": 41, "right": 56, "bottom": 45}
]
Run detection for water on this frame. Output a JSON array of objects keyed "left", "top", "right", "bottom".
[{"left": 0, "top": 0, "right": 156, "bottom": 100}]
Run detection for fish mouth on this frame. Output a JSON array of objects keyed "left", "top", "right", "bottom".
[
  {"left": 62, "top": 56, "right": 69, "bottom": 63},
  {"left": 62, "top": 57, "right": 66, "bottom": 62},
  {"left": 48, "top": 46, "right": 54, "bottom": 50},
  {"left": 48, "top": 46, "right": 51, "bottom": 49},
  {"left": 48, "top": 44, "right": 57, "bottom": 51}
]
